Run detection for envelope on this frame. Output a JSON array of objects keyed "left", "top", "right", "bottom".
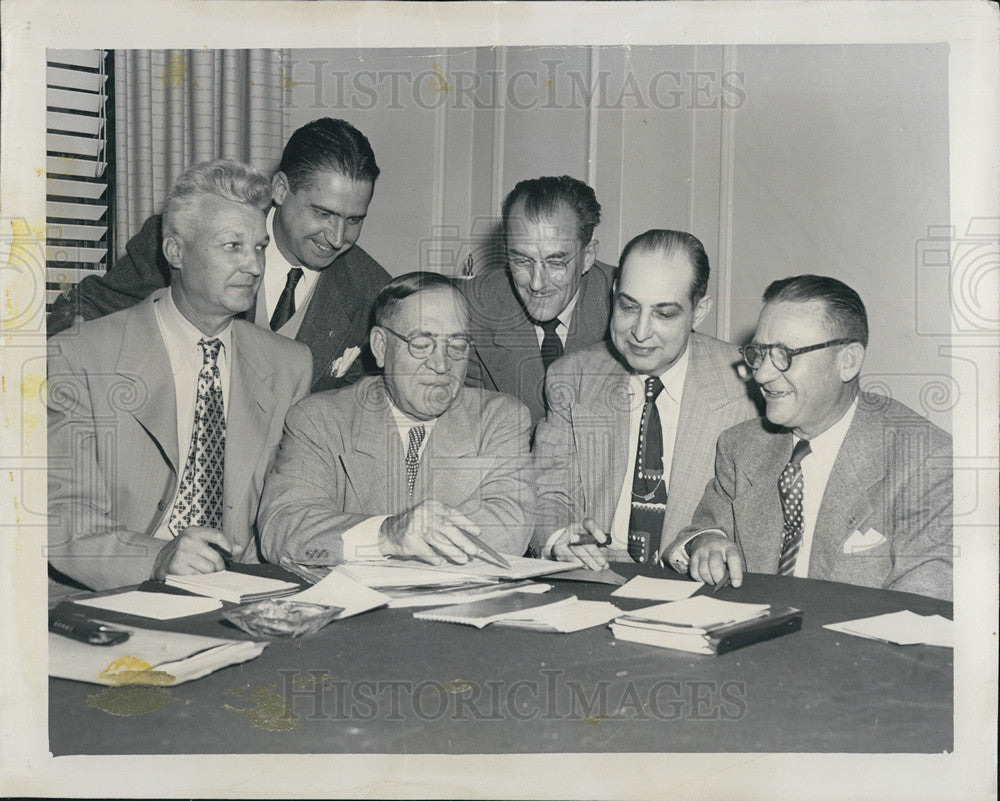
[
  {"left": 843, "top": 527, "right": 887, "bottom": 554},
  {"left": 330, "top": 345, "right": 362, "bottom": 378}
]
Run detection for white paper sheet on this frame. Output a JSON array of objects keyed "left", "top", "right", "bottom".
[
  {"left": 611, "top": 576, "right": 705, "bottom": 601},
  {"left": 823, "top": 610, "right": 953, "bottom": 647},
  {"left": 75, "top": 591, "right": 222, "bottom": 620}
]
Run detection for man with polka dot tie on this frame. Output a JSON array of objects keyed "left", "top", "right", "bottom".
[{"left": 666, "top": 275, "right": 953, "bottom": 601}]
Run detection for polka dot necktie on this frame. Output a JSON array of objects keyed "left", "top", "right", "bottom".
[
  {"left": 628, "top": 376, "right": 668, "bottom": 564},
  {"left": 405, "top": 424, "right": 426, "bottom": 499},
  {"left": 777, "top": 438, "right": 812, "bottom": 575},
  {"left": 539, "top": 318, "right": 564, "bottom": 371},
  {"left": 168, "top": 338, "right": 226, "bottom": 537}
]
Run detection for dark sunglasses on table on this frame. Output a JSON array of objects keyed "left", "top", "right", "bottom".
[
  {"left": 380, "top": 325, "right": 473, "bottom": 360},
  {"left": 740, "top": 338, "right": 856, "bottom": 372}
]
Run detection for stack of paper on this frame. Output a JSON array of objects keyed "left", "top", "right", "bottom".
[
  {"left": 49, "top": 626, "right": 267, "bottom": 686},
  {"left": 339, "top": 555, "right": 575, "bottom": 589},
  {"left": 611, "top": 596, "right": 799, "bottom": 655},
  {"left": 75, "top": 591, "right": 223, "bottom": 620},
  {"left": 823, "top": 611, "right": 953, "bottom": 647},
  {"left": 413, "top": 591, "right": 575, "bottom": 629},
  {"left": 285, "top": 567, "right": 391, "bottom": 618},
  {"left": 385, "top": 581, "right": 551, "bottom": 609},
  {"left": 611, "top": 576, "right": 704, "bottom": 601},
  {"left": 165, "top": 570, "right": 299, "bottom": 603},
  {"left": 493, "top": 599, "right": 622, "bottom": 633}
]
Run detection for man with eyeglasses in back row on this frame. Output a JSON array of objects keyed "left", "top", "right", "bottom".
[
  {"left": 666, "top": 275, "right": 953, "bottom": 601},
  {"left": 259, "top": 272, "right": 534, "bottom": 566}
]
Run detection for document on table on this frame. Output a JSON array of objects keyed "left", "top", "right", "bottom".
[
  {"left": 75, "top": 591, "right": 223, "bottom": 620},
  {"left": 49, "top": 626, "right": 266, "bottom": 686},
  {"left": 621, "top": 596, "right": 771, "bottom": 629},
  {"left": 339, "top": 555, "right": 575, "bottom": 588},
  {"left": 164, "top": 570, "right": 299, "bottom": 603},
  {"left": 823, "top": 610, "right": 953, "bottom": 647},
  {"left": 493, "top": 599, "right": 622, "bottom": 633},
  {"left": 287, "top": 567, "right": 391, "bottom": 618},
  {"left": 611, "top": 575, "right": 704, "bottom": 601}
]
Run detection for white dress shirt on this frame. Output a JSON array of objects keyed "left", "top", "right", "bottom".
[
  {"left": 531, "top": 289, "right": 580, "bottom": 349},
  {"left": 152, "top": 288, "right": 232, "bottom": 541},
  {"left": 339, "top": 397, "right": 439, "bottom": 561},
  {"left": 543, "top": 344, "right": 690, "bottom": 557},
  {"left": 258, "top": 209, "right": 319, "bottom": 331}
]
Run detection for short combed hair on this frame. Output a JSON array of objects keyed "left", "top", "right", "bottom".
[
  {"left": 279, "top": 117, "right": 380, "bottom": 192},
  {"left": 618, "top": 229, "right": 711, "bottom": 304},
  {"left": 763, "top": 275, "right": 869, "bottom": 346},
  {"left": 162, "top": 159, "right": 272, "bottom": 240},
  {"left": 373, "top": 271, "right": 469, "bottom": 329},
  {"left": 502, "top": 176, "right": 602, "bottom": 245}
]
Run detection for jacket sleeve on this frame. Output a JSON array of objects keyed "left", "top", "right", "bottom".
[
  {"left": 47, "top": 215, "right": 170, "bottom": 337},
  {"left": 46, "top": 337, "right": 170, "bottom": 589}
]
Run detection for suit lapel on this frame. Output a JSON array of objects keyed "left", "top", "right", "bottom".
[
  {"left": 577, "top": 360, "right": 631, "bottom": 525},
  {"left": 732, "top": 430, "right": 791, "bottom": 572},
  {"left": 565, "top": 264, "right": 611, "bottom": 350},
  {"left": 296, "top": 265, "right": 358, "bottom": 385},
  {"left": 115, "top": 296, "right": 180, "bottom": 472},
  {"left": 224, "top": 324, "right": 278, "bottom": 525},
  {"left": 808, "top": 408, "right": 881, "bottom": 578},
  {"left": 340, "top": 386, "right": 399, "bottom": 511}
]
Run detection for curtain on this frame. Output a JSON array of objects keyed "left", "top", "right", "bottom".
[{"left": 113, "top": 48, "right": 288, "bottom": 258}]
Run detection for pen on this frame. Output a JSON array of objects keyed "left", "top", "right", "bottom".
[
  {"left": 456, "top": 527, "right": 510, "bottom": 569},
  {"left": 712, "top": 572, "right": 732, "bottom": 594}
]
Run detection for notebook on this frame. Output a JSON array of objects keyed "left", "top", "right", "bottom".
[
  {"left": 492, "top": 599, "right": 622, "bottom": 633},
  {"left": 412, "top": 591, "right": 575, "bottom": 629},
  {"left": 165, "top": 570, "right": 300, "bottom": 604}
]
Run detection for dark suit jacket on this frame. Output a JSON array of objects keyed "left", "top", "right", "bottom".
[
  {"left": 258, "top": 378, "right": 535, "bottom": 564},
  {"left": 47, "top": 291, "right": 313, "bottom": 590},
  {"left": 46, "top": 214, "right": 391, "bottom": 393},
  {"left": 669, "top": 392, "right": 953, "bottom": 600},
  {"left": 462, "top": 259, "right": 615, "bottom": 427},
  {"left": 532, "top": 333, "right": 761, "bottom": 559}
]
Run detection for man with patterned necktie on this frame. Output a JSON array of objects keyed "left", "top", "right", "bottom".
[
  {"left": 259, "top": 272, "right": 534, "bottom": 566},
  {"left": 666, "top": 275, "right": 953, "bottom": 601},
  {"left": 532, "top": 229, "right": 760, "bottom": 569},
  {"left": 47, "top": 160, "right": 312, "bottom": 591},
  {"left": 47, "top": 118, "right": 390, "bottom": 393}
]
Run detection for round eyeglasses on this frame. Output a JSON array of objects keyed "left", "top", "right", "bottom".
[
  {"left": 740, "top": 338, "right": 856, "bottom": 372},
  {"left": 507, "top": 243, "right": 586, "bottom": 279},
  {"left": 380, "top": 325, "right": 473, "bottom": 360}
]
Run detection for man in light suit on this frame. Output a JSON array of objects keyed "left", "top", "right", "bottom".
[
  {"left": 666, "top": 275, "right": 952, "bottom": 601},
  {"left": 259, "top": 272, "right": 533, "bottom": 566},
  {"left": 532, "top": 229, "right": 760, "bottom": 569},
  {"left": 48, "top": 118, "right": 390, "bottom": 393},
  {"left": 48, "top": 160, "right": 313, "bottom": 591},
  {"left": 463, "top": 176, "right": 615, "bottom": 427}
]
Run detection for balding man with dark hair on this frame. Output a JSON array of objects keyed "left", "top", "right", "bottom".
[
  {"left": 532, "top": 229, "right": 760, "bottom": 569},
  {"left": 463, "top": 176, "right": 616, "bottom": 428},
  {"left": 666, "top": 275, "right": 953, "bottom": 601}
]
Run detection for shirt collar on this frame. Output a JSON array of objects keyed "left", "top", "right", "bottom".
[
  {"left": 266, "top": 207, "right": 318, "bottom": 291},
  {"left": 157, "top": 286, "right": 233, "bottom": 358},
  {"left": 532, "top": 287, "right": 581, "bottom": 330},
  {"left": 628, "top": 340, "right": 691, "bottom": 403},
  {"left": 797, "top": 396, "right": 859, "bottom": 455},
  {"left": 386, "top": 392, "right": 439, "bottom": 438}
]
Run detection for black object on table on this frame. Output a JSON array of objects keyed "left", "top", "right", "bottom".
[{"left": 48, "top": 563, "right": 952, "bottom": 755}]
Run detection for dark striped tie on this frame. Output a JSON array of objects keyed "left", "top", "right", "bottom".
[
  {"left": 539, "top": 318, "right": 564, "bottom": 371},
  {"left": 269, "top": 267, "right": 303, "bottom": 331},
  {"left": 777, "top": 438, "right": 812, "bottom": 575}
]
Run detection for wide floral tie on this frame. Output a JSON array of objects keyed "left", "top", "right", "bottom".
[
  {"left": 168, "top": 338, "right": 226, "bottom": 536},
  {"left": 777, "top": 438, "right": 812, "bottom": 575}
]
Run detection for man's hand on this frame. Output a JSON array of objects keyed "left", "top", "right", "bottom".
[
  {"left": 550, "top": 518, "right": 609, "bottom": 570},
  {"left": 687, "top": 531, "right": 744, "bottom": 587},
  {"left": 379, "top": 500, "right": 485, "bottom": 565},
  {"left": 152, "top": 526, "right": 232, "bottom": 580}
]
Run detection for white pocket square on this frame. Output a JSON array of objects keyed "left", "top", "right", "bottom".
[
  {"left": 330, "top": 345, "right": 362, "bottom": 378},
  {"left": 843, "top": 527, "right": 887, "bottom": 554}
]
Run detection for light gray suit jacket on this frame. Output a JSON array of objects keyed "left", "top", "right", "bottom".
[
  {"left": 463, "top": 260, "right": 615, "bottom": 427},
  {"left": 669, "top": 392, "right": 953, "bottom": 600},
  {"left": 532, "top": 333, "right": 761, "bottom": 559},
  {"left": 258, "top": 378, "right": 534, "bottom": 564},
  {"left": 47, "top": 290, "right": 313, "bottom": 590}
]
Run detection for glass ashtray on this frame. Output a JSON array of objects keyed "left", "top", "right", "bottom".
[{"left": 223, "top": 598, "right": 344, "bottom": 638}]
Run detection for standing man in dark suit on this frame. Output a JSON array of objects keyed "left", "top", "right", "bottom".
[
  {"left": 666, "top": 275, "right": 952, "bottom": 601},
  {"left": 48, "top": 118, "right": 390, "bottom": 393},
  {"left": 463, "top": 176, "right": 615, "bottom": 427},
  {"left": 259, "top": 272, "right": 533, "bottom": 566},
  {"left": 47, "top": 160, "right": 313, "bottom": 590},
  {"left": 532, "top": 229, "right": 760, "bottom": 569}
]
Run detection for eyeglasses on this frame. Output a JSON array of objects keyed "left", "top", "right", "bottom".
[
  {"left": 380, "top": 325, "right": 473, "bottom": 361},
  {"left": 507, "top": 243, "right": 586, "bottom": 279},
  {"left": 740, "top": 338, "right": 856, "bottom": 372}
]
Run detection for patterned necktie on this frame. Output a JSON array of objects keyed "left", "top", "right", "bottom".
[
  {"left": 405, "top": 424, "right": 426, "bottom": 499},
  {"left": 269, "top": 267, "right": 304, "bottom": 331},
  {"left": 539, "top": 318, "right": 564, "bottom": 371},
  {"left": 168, "top": 338, "right": 226, "bottom": 536},
  {"left": 777, "top": 438, "right": 812, "bottom": 575},
  {"left": 628, "top": 376, "right": 668, "bottom": 563}
]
